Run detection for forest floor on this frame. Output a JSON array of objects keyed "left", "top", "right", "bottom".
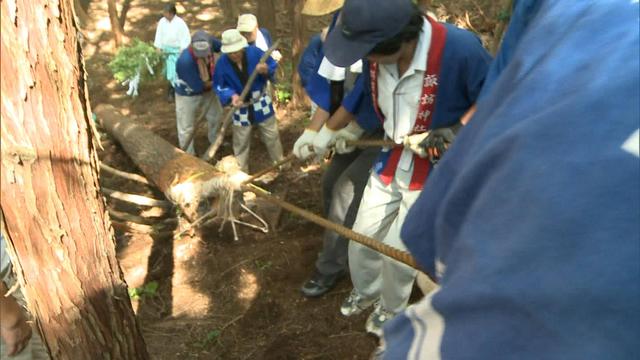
[
  {"left": 82, "top": 0, "right": 498, "bottom": 358},
  {"left": 85, "top": 1, "right": 377, "bottom": 359}
]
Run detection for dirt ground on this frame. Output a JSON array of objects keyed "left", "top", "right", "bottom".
[
  {"left": 83, "top": 1, "right": 499, "bottom": 358},
  {"left": 86, "top": 1, "right": 378, "bottom": 359}
]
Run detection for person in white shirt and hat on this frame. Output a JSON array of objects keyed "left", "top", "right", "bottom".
[
  {"left": 153, "top": 3, "right": 191, "bottom": 102},
  {"left": 214, "top": 29, "right": 284, "bottom": 173}
]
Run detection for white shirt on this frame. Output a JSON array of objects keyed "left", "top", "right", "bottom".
[
  {"left": 377, "top": 18, "right": 432, "bottom": 171},
  {"left": 154, "top": 16, "right": 191, "bottom": 50},
  {"left": 255, "top": 30, "right": 283, "bottom": 62},
  {"left": 255, "top": 30, "right": 269, "bottom": 51},
  {"left": 317, "top": 57, "right": 363, "bottom": 81}
]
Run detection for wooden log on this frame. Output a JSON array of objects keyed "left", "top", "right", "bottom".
[
  {"left": 109, "top": 209, "right": 177, "bottom": 226},
  {"left": 111, "top": 221, "right": 173, "bottom": 237},
  {"left": 95, "top": 104, "right": 246, "bottom": 220},
  {"left": 102, "top": 187, "right": 172, "bottom": 208},
  {"left": 100, "top": 163, "right": 151, "bottom": 185}
]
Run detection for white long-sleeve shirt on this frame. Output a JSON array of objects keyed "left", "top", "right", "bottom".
[
  {"left": 378, "top": 18, "right": 432, "bottom": 171},
  {"left": 153, "top": 15, "right": 191, "bottom": 50}
]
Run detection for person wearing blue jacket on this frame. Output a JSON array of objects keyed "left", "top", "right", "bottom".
[
  {"left": 294, "top": 13, "right": 385, "bottom": 299},
  {"left": 314, "top": 0, "right": 491, "bottom": 336},
  {"left": 214, "top": 29, "right": 284, "bottom": 173},
  {"left": 237, "top": 14, "right": 283, "bottom": 62},
  {"left": 378, "top": 0, "right": 640, "bottom": 358},
  {"left": 297, "top": 32, "right": 324, "bottom": 91},
  {"left": 174, "top": 30, "right": 223, "bottom": 155}
]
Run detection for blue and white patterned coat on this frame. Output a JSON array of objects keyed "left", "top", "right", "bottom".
[{"left": 213, "top": 45, "right": 277, "bottom": 126}]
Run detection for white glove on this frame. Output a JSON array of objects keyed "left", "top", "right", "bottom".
[
  {"left": 271, "top": 50, "right": 283, "bottom": 62},
  {"left": 335, "top": 121, "right": 365, "bottom": 154},
  {"left": 312, "top": 125, "right": 338, "bottom": 159},
  {"left": 292, "top": 129, "right": 317, "bottom": 160},
  {"left": 403, "top": 132, "right": 431, "bottom": 158}
]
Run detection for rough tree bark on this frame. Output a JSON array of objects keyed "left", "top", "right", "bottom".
[
  {"left": 107, "top": 0, "right": 126, "bottom": 46},
  {"left": 287, "top": 0, "right": 307, "bottom": 107},
  {"left": 257, "top": 0, "right": 277, "bottom": 33},
  {"left": 0, "top": 0, "right": 149, "bottom": 359}
]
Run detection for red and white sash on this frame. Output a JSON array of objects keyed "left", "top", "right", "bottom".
[{"left": 370, "top": 16, "right": 447, "bottom": 191}]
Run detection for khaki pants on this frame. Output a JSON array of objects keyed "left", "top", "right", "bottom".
[
  {"left": 175, "top": 91, "right": 222, "bottom": 155},
  {"left": 232, "top": 116, "right": 283, "bottom": 173}
]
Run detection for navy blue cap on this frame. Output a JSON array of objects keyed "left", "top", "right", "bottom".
[{"left": 324, "top": 0, "right": 416, "bottom": 67}]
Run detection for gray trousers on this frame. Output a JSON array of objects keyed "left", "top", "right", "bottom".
[
  {"left": 315, "top": 146, "right": 379, "bottom": 276},
  {"left": 232, "top": 116, "right": 284, "bottom": 173},
  {"left": 175, "top": 91, "right": 222, "bottom": 155}
]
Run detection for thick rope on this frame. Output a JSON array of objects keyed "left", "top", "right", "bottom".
[
  {"left": 346, "top": 139, "right": 397, "bottom": 148},
  {"left": 242, "top": 183, "right": 420, "bottom": 270},
  {"left": 242, "top": 154, "right": 296, "bottom": 184}
]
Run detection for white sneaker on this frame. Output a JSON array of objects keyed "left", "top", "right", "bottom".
[
  {"left": 340, "top": 289, "right": 377, "bottom": 316},
  {"left": 365, "top": 303, "right": 396, "bottom": 337}
]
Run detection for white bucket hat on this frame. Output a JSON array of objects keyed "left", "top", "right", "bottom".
[
  {"left": 237, "top": 14, "right": 258, "bottom": 33},
  {"left": 221, "top": 29, "right": 248, "bottom": 53}
]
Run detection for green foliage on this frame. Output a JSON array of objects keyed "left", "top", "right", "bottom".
[
  {"left": 128, "top": 281, "right": 159, "bottom": 300},
  {"left": 108, "top": 39, "right": 163, "bottom": 82},
  {"left": 254, "top": 259, "right": 272, "bottom": 271},
  {"left": 274, "top": 83, "right": 292, "bottom": 104},
  {"left": 196, "top": 329, "right": 221, "bottom": 348},
  {"left": 497, "top": 9, "right": 511, "bottom": 22}
]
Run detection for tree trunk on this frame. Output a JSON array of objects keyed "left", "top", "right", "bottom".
[
  {"left": 73, "top": 0, "right": 90, "bottom": 27},
  {"left": 257, "top": 0, "right": 277, "bottom": 33},
  {"left": 490, "top": 0, "right": 513, "bottom": 55},
  {"left": 107, "top": 0, "right": 125, "bottom": 46},
  {"left": 417, "top": 0, "right": 431, "bottom": 12},
  {"left": 220, "top": 0, "right": 239, "bottom": 24},
  {"left": 287, "top": 0, "right": 307, "bottom": 107},
  {"left": 0, "top": 0, "right": 148, "bottom": 359},
  {"left": 95, "top": 105, "right": 238, "bottom": 221}
]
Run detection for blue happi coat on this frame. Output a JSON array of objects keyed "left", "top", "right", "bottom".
[
  {"left": 382, "top": 0, "right": 640, "bottom": 359},
  {"left": 213, "top": 45, "right": 277, "bottom": 126},
  {"left": 341, "top": 21, "right": 492, "bottom": 173}
]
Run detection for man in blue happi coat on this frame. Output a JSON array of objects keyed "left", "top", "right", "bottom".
[
  {"left": 214, "top": 29, "right": 284, "bottom": 173},
  {"left": 378, "top": 0, "right": 640, "bottom": 358},
  {"left": 174, "top": 30, "right": 223, "bottom": 155},
  {"left": 313, "top": 0, "right": 492, "bottom": 336}
]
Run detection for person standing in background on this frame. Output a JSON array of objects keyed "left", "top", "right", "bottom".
[
  {"left": 153, "top": 3, "right": 191, "bottom": 102},
  {"left": 174, "top": 30, "right": 223, "bottom": 155}
]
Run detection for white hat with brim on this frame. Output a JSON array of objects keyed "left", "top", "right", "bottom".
[
  {"left": 302, "top": 0, "right": 344, "bottom": 16},
  {"left": 237, "top": 14, "right": 258, "bottom": 32},
  {"left": 221, "top": 29, "right": 249, "bottom": 53}
]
